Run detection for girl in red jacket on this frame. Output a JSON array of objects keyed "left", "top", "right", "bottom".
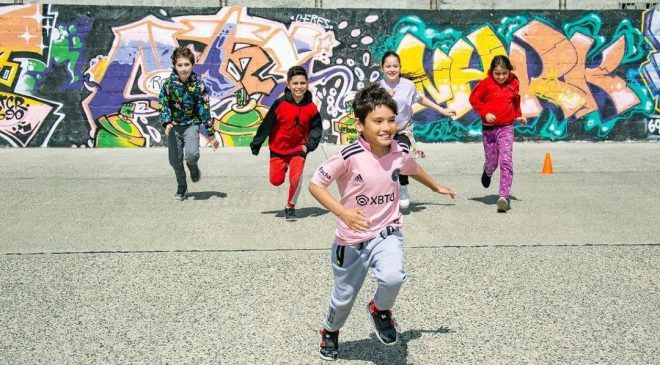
[
  {"left": 250, "top": 66, "right": 322, "bottom": 219},
  {"left": 469, "top": 55, "right": 527, "bottom": 212}
]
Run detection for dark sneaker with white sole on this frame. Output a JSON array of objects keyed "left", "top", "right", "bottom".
[
  {"left": 319, "top": 329, "right": 339, "bottom": 361},
  {"left": 481, "top": 170, "right": 491, "bottom": 188},
  {"left": 174, "top": 185, "right": 187, "bottom": 200},
  {"left": 497, "top": 196, "right": 510, "bottom": 212},
  {"left": 366, "top": 300, "right": 398, "bottom": 345}
]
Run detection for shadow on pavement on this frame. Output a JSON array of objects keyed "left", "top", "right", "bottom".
[
  {"left": 401, "top": 202, "right": 455, "bottom": 215},
  {"left": 261, "top": 206, "right": 329, "bottom": 219},
  {"left": 469, "top": 194, "right": 520, "bottom": 205},
  {"left": 340, "top": 327, "right": 452, "bottom": 365},
  {"left": 186, "top": 191, "right": 228, "bottom": 200}
]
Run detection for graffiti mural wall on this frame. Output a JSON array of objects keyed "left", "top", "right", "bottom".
[{"left": 0, "top": 4, "right": 659, "bottom": 147}]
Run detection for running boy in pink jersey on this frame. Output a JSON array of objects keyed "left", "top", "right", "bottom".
[{"left": 309, "top": 84, "right": 456, "bottom": 361}]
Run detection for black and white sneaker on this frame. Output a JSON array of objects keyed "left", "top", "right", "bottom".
[
  {"left": 284, "top": 207, "right": 295, "bottom": 220},
  {"left": 188, "top": 164, "right": 202, "bottom": 183},
  {"left": 174, "top": 185, "right": 187, "bottom": 200},
  {"left": 366, "top": 300, "right": 398, "bottom": 345},
  {"left": 319, "top": 329, "right": 339, "bottom": 361}
]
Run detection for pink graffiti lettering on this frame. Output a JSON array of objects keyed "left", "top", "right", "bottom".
[{"left": 512, "top": 20, "right": 638, "bottom": 119}]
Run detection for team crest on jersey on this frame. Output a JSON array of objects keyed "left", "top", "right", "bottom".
[
  {"left": 391, "top": 168, "right": 400, "bottom": 182},
  {"left": 356, "top": 194, "right": 369, "bottom": 206}
]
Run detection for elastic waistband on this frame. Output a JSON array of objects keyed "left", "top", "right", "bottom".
[
  {"left": 482, "top": 124, "right": 512, "bottom": 130},
  {"left": 378, "top": 226, "right": 399, "bottom": 240},
  {"left": 352, "top": 226, "right": 399, "bottom": 249}
]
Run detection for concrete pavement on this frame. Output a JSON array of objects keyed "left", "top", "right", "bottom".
[{"left": 1, "top": 142, "right": 659, "bottom": 364}]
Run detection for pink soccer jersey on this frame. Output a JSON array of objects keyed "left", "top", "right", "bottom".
[{"left": 311, "top": 135, "right": 419, "bottom": 245}]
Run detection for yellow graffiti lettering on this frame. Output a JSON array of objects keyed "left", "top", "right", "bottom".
[
  {"left": 396, "top": 26, "right": 506, "bottom": 119},
  {"left": 86, "top": 56, "right": 109, "bottom": 85},
  {"left": 447, "top": 26, "right": 507, "bottom": 117},
  {"left": 396, "top": 34, "right": 445, "bottom": 101}
]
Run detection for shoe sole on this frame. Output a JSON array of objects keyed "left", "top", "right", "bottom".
[
  {"left": 366, "top": 303, "right": 398, "bottom": 346},
  {"left": 497, "top": 198, "right": 508, "bottom": 213},
  {"left": 319, "top": 350, "right": 338, "bottom": 361}
]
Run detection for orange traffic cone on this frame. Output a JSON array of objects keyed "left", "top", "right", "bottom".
[{"left": 542, "top": 152, "right": 554, "bottom": 174}]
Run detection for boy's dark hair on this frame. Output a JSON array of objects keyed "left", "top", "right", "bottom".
[
  {"left": 171, "top": 46, "right": 195, "bottom": 66},
  {"left": 287, "top": 65, "right": 308, "bottom": 82},
  {"left": 490, "top": 55, "right": 514, "bottom": 71},
  {"left": 353, "top": 83, "right": 398, "bottom": 122}
]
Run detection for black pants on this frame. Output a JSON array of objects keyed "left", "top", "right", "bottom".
[{"left": 394, "top": 132, "right": 410, "bottom": 186}]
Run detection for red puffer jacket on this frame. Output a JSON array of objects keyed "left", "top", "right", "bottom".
[{"left": 469, "top": 70, "right": 521, "bottom": 127}]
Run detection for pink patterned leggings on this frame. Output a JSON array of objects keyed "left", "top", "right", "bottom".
[{"left": 482, "top": 125, "right": 514, "bottom": 198}]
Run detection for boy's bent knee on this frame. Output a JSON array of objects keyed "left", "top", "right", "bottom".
[
  {"left": 185, "top": 155, "right": 200, "bottom": 164},
  {"left": 379, "top": 271, "right": 406, "bottom": 288},
  {"left": 270, "top": 176, "right": 285, "bottom": 186}
]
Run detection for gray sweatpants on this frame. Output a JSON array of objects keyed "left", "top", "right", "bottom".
[
  {"left": 323, "top": 228, "right": 406, "bottom": 332},
  {"left": 167, "top": 124, "right": 200, "bottom": 187}
]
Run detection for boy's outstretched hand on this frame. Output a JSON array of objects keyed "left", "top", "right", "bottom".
[{"left": 339, "top": 208, "right": 370, "bottom": 233}]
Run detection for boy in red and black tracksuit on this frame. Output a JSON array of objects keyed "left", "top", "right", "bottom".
[{"left": 250, "top": 66, "right": 322, "bottom": 219}]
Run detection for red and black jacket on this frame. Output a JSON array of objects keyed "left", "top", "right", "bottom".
[{"left": 250, "top": 88, "right": 322, "bottom": 157}]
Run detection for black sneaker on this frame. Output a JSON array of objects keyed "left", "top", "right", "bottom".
[
  {"left": 481, "top": 170, "right": 491, "bottom": 188},
  {"left": 284, "top": 207, "right": 295, "bottom": 219},
  {"left": 174, "top": 185, "right": 187, "bottom": 200},
  {"left": 366, "top": 300, "right": 398, "bottom": 346},
  {"left": 497, "top": 196, "right": 510, "bottom": 212},
  {"left": 188, "top": 164, "right": 201, "bottom": 183},
  {"left": 319, "top": 329, "right": 339, "bottom": 361}
]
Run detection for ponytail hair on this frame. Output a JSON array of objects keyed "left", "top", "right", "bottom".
[{"left": 381, "top": 51, "right": 427, "bottom": 82}]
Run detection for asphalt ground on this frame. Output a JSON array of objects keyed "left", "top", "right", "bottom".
[{"left": 1, "top": 142, "right": 658, "bottom": 364}]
